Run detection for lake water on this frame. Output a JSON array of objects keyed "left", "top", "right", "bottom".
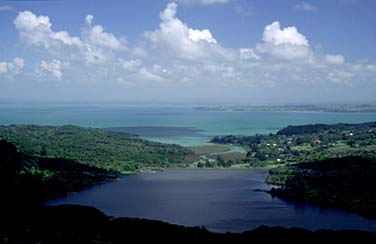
[
  {"left": 47, "top": 169, "right": 376, "bottom": 233},
  {"left": 1, "top": 104, "right": 376, "bottom": 145}
]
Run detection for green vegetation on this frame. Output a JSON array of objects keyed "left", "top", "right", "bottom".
[
  {"left": 188, "top": 144, "right": 230, "bottom": 155},
  {"left": 2, "top": 140, "right": 375, "bottom": 242},
  {"left": 188, "top": 144, "right": 246, "bottom": 168},
  {"left": 1, "top": 122, "right": 376, "bottom": 241},
  {"left": 267, "top": 156, "right": 376, "bottom": 219},
  {"left": 212, "top": 121, "right": 376, "bottom": 218},
  {"left": 0, "top": 125, "right": 197, "bottom": 173},
  {"left": 0, "top": 140, "right": 117, "bottom": 203},
  {"left": 211, "top": 121, "right": 376, "bottom": 167}
]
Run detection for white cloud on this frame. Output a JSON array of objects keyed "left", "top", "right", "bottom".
[
  {"left": 262, "top": 21, "right": 308, "bottom": 46},
  {"left": 14, "top": 11, "right": 126, "bottom": 65},
  {"left": 83, "top": 15, "right": 126, "bottom": 51},
  {"left": 0, "top": 57, "right": 24, "bottom": 75},
  {"left": 256, "top": 42, "right": 312, "bottom": 61},
  {"left": 294, "top": 2, "right": 318, "bottom": 12},
  {"left": 175, "top": 0, "right": 229, "bottom": 5},
  {"left": 14, "top": 11, "right": 81, "bottom": 49},
  {"left": 256, "top": 21, "right": 312, "bottom": 60},
  {"left": 240, "top": 48, "right": 260, "bottom": 60},
  {"left": 188, "top": 28, "right": 217, "bottom": 44},
  {"left": 144, "top": 2, "right": 223, "bottom": 61},
  {"left": 8, "top": 2, "right": 376, "bottom": 97},
  {"left": 85, "top": 15, "right": 94, "bottom": 25},
  {"left": 37, "top": 59, "right": 63, "bottom": 79},
  {"left": 325, "top": 54, "right": 345, "bottom": 65},
  {"left": 120, "top": 59, "right": 142, "bottom": 72}
]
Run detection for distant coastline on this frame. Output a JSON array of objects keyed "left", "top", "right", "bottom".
[{"left": 194, "top": 104, "right": 376, "bottom": 113}]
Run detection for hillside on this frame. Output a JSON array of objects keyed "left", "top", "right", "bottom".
[
  {"left": 267, "top": 156, "right": 376, "bottom": 219},
  {"left": 0, "top": 140, "right": 117, "bottom": 204},
  {"left": 211, "top": 121, "right": 376, "bottom": 167},
  {"left": 3, "top": 204, "right": 376, "bottom": 243},
  {"left": 0, "top": 125, "right": 197, "bottom": 173}
]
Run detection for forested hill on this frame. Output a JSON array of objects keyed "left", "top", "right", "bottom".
[
  {"left": 267, "top": 156, "right": 376, "bottom": 219},
  {"left": 277, "top": 122, "right": 376, "bottom": 136},
  {"left": 0, "top": 140, "right": 117, "bottom": 204},
  {"left": 0, "top": 125, "right": 197, "bottom": 173}
]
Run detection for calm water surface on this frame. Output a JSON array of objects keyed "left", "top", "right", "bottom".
[{"left": 47, "top": 169, "right": 376, "bottom": 233}]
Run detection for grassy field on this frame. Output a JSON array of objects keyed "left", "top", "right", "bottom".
[{"left": 188, "top": 144, "right": 230, "bottom": 154}]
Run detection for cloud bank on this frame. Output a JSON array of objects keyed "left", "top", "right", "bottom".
[{"left": 1, "top": 2, "right": 376, "bottom": 103}]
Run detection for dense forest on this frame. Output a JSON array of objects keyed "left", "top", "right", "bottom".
[
  {"left": 211, "top": 121, "right": 376, "bottom": 167},
  {"left": 0, "top": 140, "right": 117, "bottom": 204},
  {"left": 267, "top": 156, "right": 376, "bottom": 219},
  {"left": 0, "top": 125, "right": 197, "bottom": 173}
]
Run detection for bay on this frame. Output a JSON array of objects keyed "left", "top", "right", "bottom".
[{"left": 1, "top": 104, "right": 375, "bottom": 146}]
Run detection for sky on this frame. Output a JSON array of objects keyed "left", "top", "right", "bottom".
[{"left": 0, "top": 0, "right": 376, "bottom": 104}]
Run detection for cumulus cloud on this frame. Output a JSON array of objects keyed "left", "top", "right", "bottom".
[
  {"left": 239, "top": 48, "right": 260, "bottom": 60},
  {"left": 294, "top": 2, "right": 318, "bottom": 12},
  {"left": 262, "top": 21, "right": 308, "bottom": 46},
  {"left": 9, "top": 2, "right": 376, "bottom": 95},
  {"left": 256, "top": 21, "right": 312, "bottom": 60},
  {"left": 37, "top": 59, "right": 63, "bottom": 79},
  {"left": 14, "top": 11, "right": 82, "bottom": 49},
  {"left": 14, "top": 11, "right": 126, "bottom": 64},
  {"left": 0, "top": 58, "right": 24, "bottom": 75},
  {"left": 188, "top": 28, "right": 217, "bottom": 44},
  {"left": 83, "top": 15, "right": 126, "bottom": 51},
  {"left": 85, "top": 15, "right": 94, "bottom": 25},
  {"left": 325, "top": 54, "right": 346, "bottom": 65},
  {"left": 81, "top": 15, "right": 127, "bottom": 63},
  {"left": 144, "top": 2, "right": 224, "bottom": 61}
]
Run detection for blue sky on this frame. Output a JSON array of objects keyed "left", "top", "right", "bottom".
[{"left": 0, "top": 0, "right": 376, "bottom": 104}]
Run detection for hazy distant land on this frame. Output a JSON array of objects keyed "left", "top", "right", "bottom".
[{"left": 195, "top": 104, "right": 376, "bottom": 113}]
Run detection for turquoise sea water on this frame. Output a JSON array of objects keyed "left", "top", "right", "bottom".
[{"left": 1, "top": 104, "right": 376, "bottom": 146}]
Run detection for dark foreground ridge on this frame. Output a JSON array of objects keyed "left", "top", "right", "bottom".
[{"left": 2, "top": 204, "right": 376, "bottom": 243}]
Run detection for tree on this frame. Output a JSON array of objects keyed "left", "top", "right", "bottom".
[{"left": 40, "top": 147, "right": 47, "bottom": 156}]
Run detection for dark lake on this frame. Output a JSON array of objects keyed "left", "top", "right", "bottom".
[{"left": 47, "top": 169, "right": 376, "bottom": 233}]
